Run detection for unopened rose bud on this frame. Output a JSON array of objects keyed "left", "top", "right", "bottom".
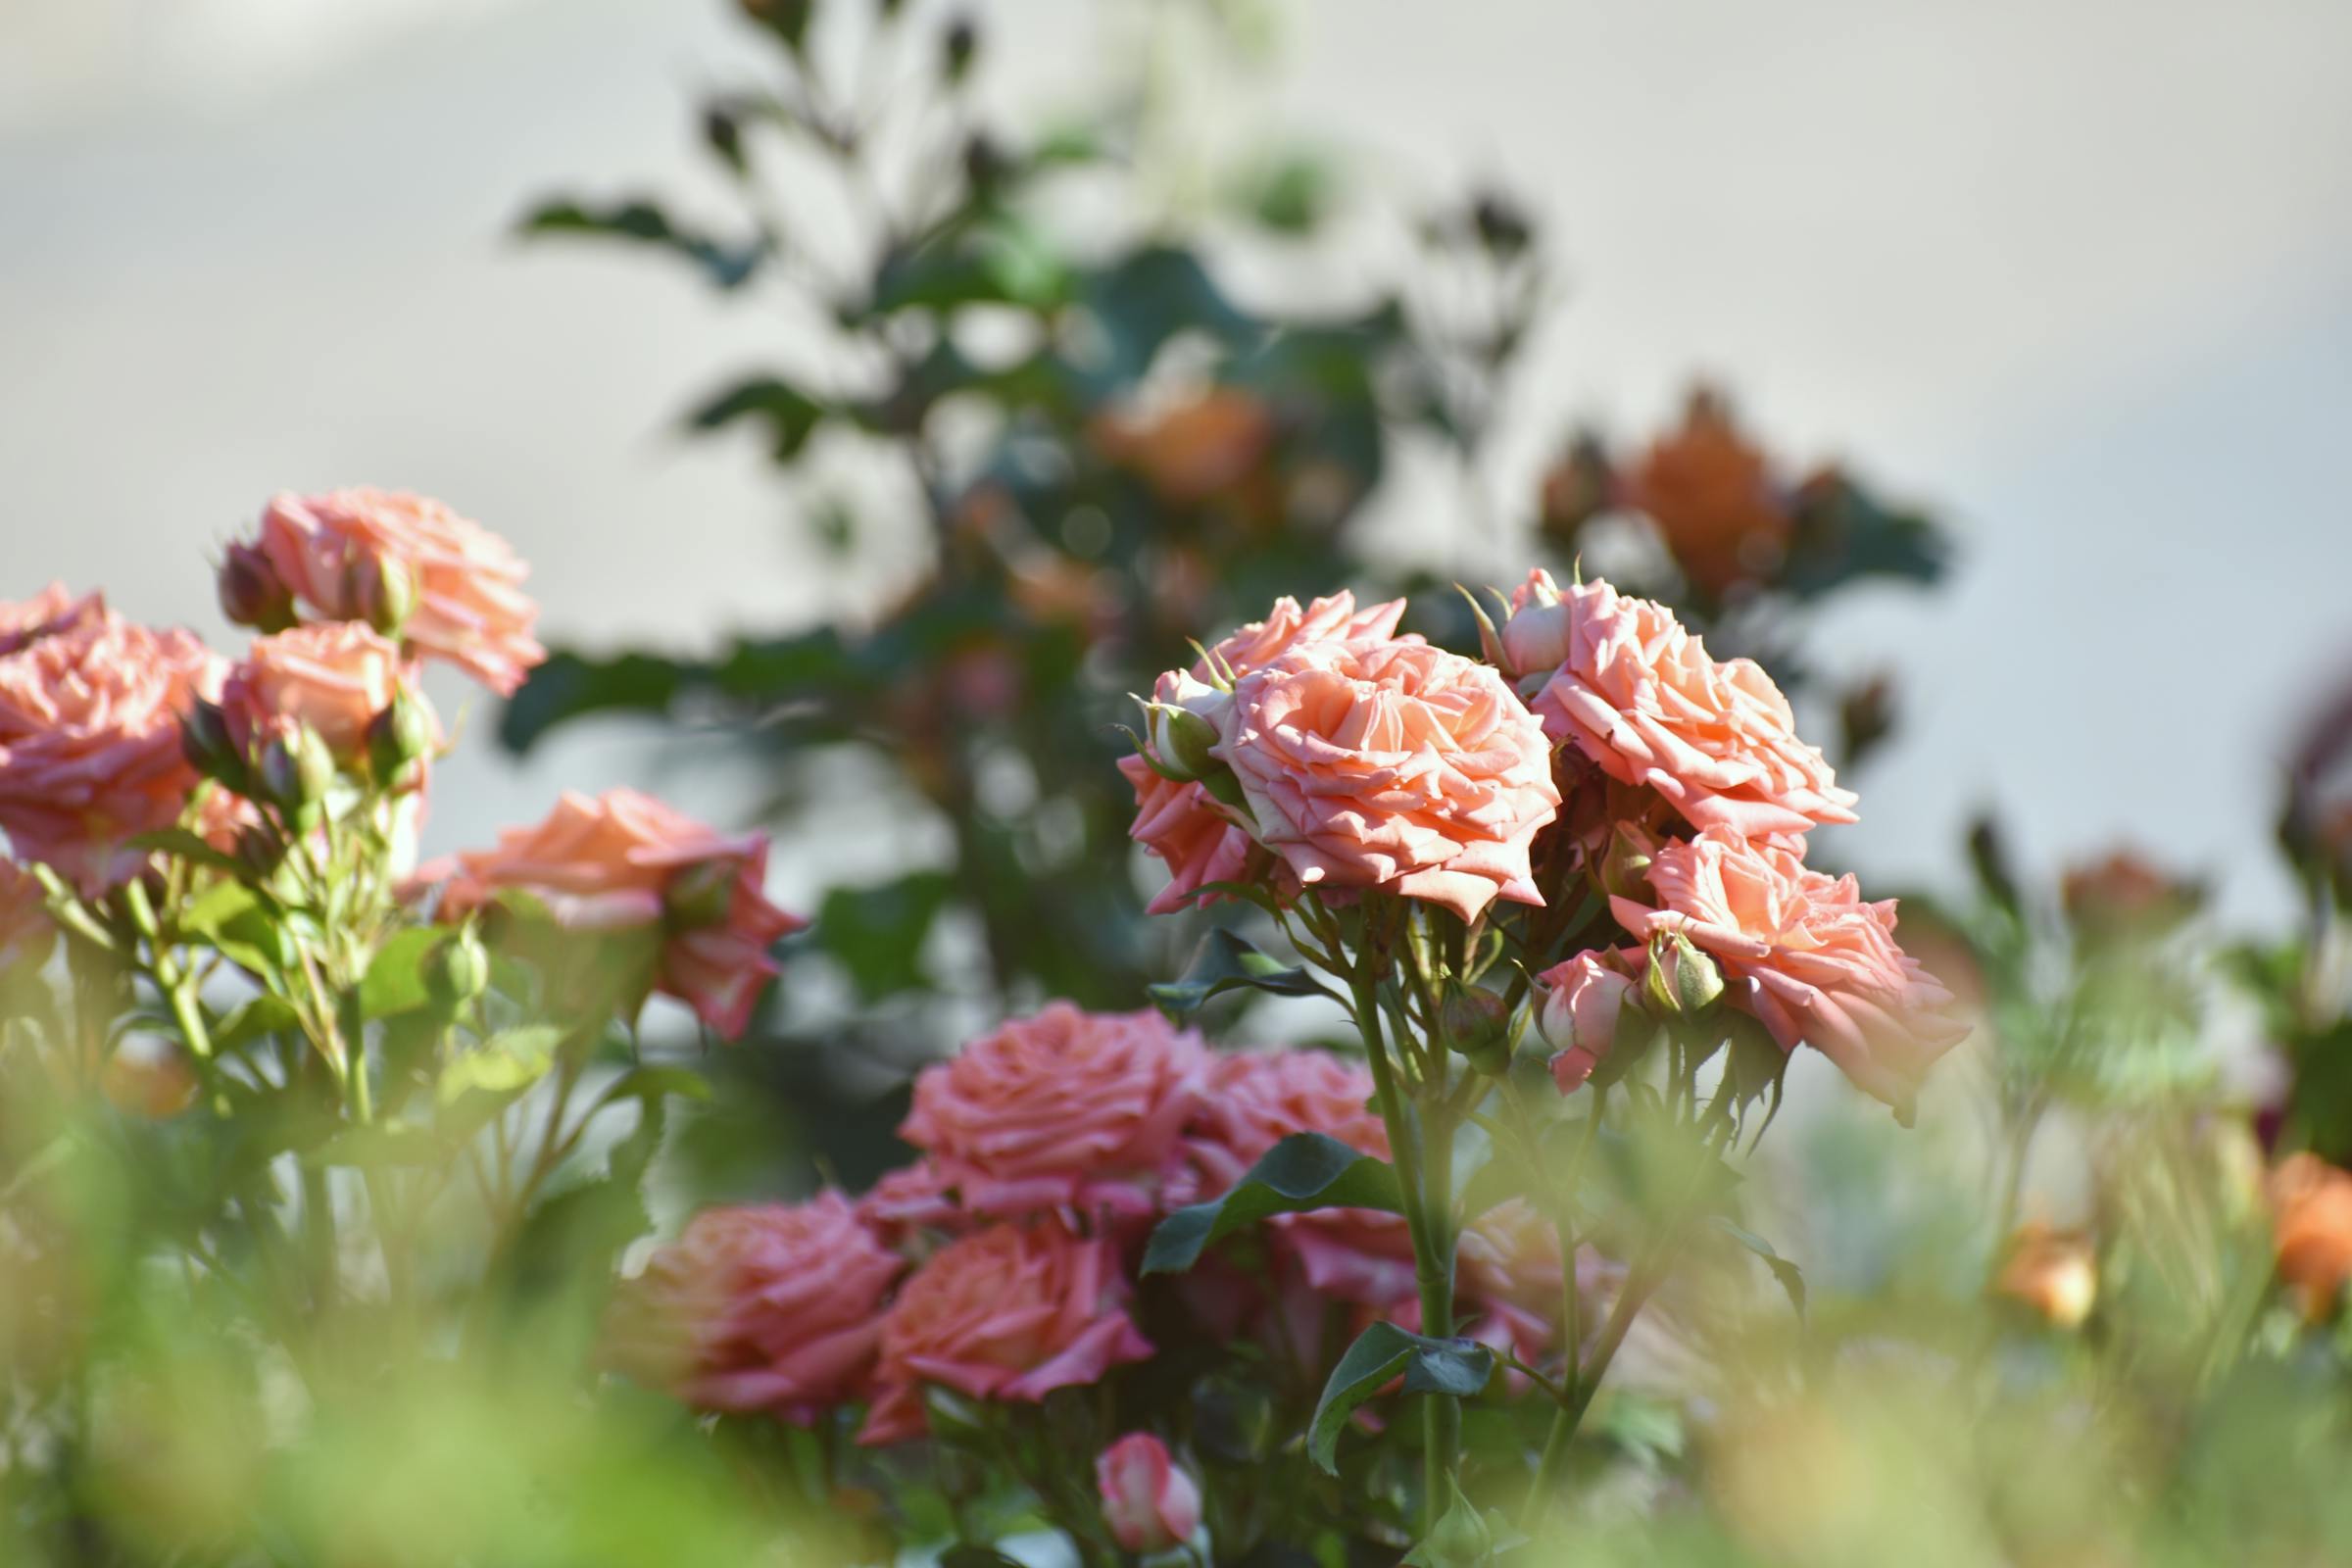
[
  {"left": 179, "top": 698, "right": 246, "bottom": 789},
  {"left": 423, "top": 925, "right": 491, "bottom": 1014},
  {"left": 217, "top": 543, "right": 296, "bottom": 633},
  {"left": 1442, "top": 986, "right": 1513, "bottom": 1076},
  {"left": 1145, "top": 701, "right": 1222, "bottom": 783},
  {"left": 1644, "top": 930, "right": 1724, "bottom": 1018},
  {"left": 234, "top": 823, "right": 284, "bottom": 878},
  {"left": 662, "top": 858, "right": 738, "bottom": 931},
  {"left": 366, "top": 690, "right": 434, "bottom": 783},
  {"left": 1416, "top": 1482, "right": 1494, "bottom": 1568},
  {"left": 1535, "top": 949, "right": 1643, "bottom": 1096},
  {"left": 1095, "top": 1434, "right": 1200, "bottom": 1555},
  {"left": 257, "top": 723, "right": 334, "bottom": 814},
  {"left": 346, "top": 554, "right": 416, "bottom": 639},
  {"left": 1597, "top": 824, "right": 1655, "bottom": 904}
]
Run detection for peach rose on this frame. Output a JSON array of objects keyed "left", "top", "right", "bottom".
[
  {"left": 1991, "top": 1222, "right": 2097, "bottom": 1329},
  {"left": 1613, "top": 826, "right": 1967, "bottom": 1109},
  {"left": 605, "top": 1195, "right": 903, "bottom": 1420},
  {"left": 247, "top": 488, "right": 546, "bottom": 696},
  {"left": 1096, "top": 1434, "right": 1201, "bottom": 1553},
  {"left": 2270, "top": 1153, "right": 2352, "bottom": 1322},
  {"left": 1092, "top": 387, "right": 1276, "bottom": 508},
  {"left": 220, "top": 622, "right": 423, "bottom": 760},
  {"left": 1123, "top": 592, "right": 1406, "bottom": 915},
  {"left": 1510, "top": 572, "right": 1858, "bottom": 841},
  {"left": 1215, "top": 636, "right": 1560, "bottom": 923},
  {"left": 432, "top": 788, "right": 804, "bottom": 1039},
  {"left": 858, "top": 1220, "right": 1152, "bottom": 1446},
  {"left": 1179, "top": 1050, "right": 1418, "bottom": 1307},
  {"left": 902, "top": 1003, "right": 1212, "bottom": 1220},
  {"left": 0, "top": 608, "right": 225, "bottom": 892},
  {"left": 1621, "top": 386, "right": 1793, "bottom": 597},
  {"left": 0, "top": 583, "right": 107, "bottom": 655},
  {"left": 1534, "top": 949, "right": 1647, "bottom": 1094}
]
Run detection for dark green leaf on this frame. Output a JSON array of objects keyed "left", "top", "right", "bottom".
[
  {"left": 1147, "top": 928, "right": 1342, "bottom": 1021},
  {"left": 518, "top": 198, "right": 767, "bottom": 290},
  {"left": 1709, "top": 1215, "right": 1806, "bottom": 1318},
  {"left": 686, "top": 376, "right": 831, "bottom": 462},
  {"left": 128, "top": 828, "right": 247, "bottom": 877},
  {"left": 212, "top": 994, "right": 302, "bottom": 1054},
  {"left": 593, "top": 1066, "right": 715, "bottom": 1113},
  {"left": 814, "top": 871, "right": 955, "bottom": 1001},
  {"left": 1143, "top": 1132, "right": 1400, "bottom": 1276},
  {"left": 1308, "top": 1321, "right": 1494, "bottom": 1473}
]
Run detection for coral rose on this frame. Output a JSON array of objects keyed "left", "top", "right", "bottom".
[
  {"left": 857, "top": 1160, "right": 967, "bottom": 1247},
  {"left": 1122, "top": 591, "right": 1405, "bottom": 915},
  {"left": 248, "top": 488, "right": 545, "bottom": 696},
  {"left": 1180, "top": 1050, "right": 1418, "bottom": 1306},
  {"left": 605, "top": 1195, "right": 903, "bottom": 1419},
  {"left": 1534, "top": 948, "right": 1647, "bottom": 1094},
  {"left": 1215, "top": 636, "right": 1560, "bottom": 923},
  {"left": 1613, "top": 826, "right": 1967, "bottom": 1110},
  {"left": 432, "top": 788, "right": 803, "bottom": 1039},
  {"left": 220, "top": 622, "right": 423, "bottom": 760},
  {"left": 1092, "top": 387, "right": 1276, "bottom": 508},
  {"left": 2270, "top": 1153, "right": 2352, "bottom": 1322},
  {"left": 1620, "top": 386, "right": 1794, "bottom": 597},
  {"left": 0, "top": 583, "right": 107, "bottom": 655},
  {"left": 901, "top": 1003, "right": 1211, "bottom": 1220},
  {"left": 1991, "top": 1222, "right": 2097, "bottom": 1329},
  {"left": 1511, "top": 571, "right": 1857, "bottom": 841},
  {"left": 858, "top": 1220, "right": 1152, "bottom": 1446},
  {"left": 1096, "top": 1434, "right": 1201, "bottom": 1553},
  {"left": 0, "top": 607, "right": 225, "bottom": 892}
]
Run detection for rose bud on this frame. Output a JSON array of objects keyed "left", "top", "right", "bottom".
[
  {"left": 1441, "top": 985, "right": 1513, "bottom": 1076},
  {"left": 217, "top": 543, "right": 295, "bottom": 633},
  {"left": 257, "top": 722, "right": 334, "bottom": 814},
  {"left": 179, "top": 698, "right": 246, "bottom": 791},
  {"left": 1535, "top": 949, "right": 1644, "bottom": 1095},
  {"left": 1095, "top": 1434, "right": 1200, "bottom": 1555},
  {"left": 424, "top": 924, "right": 492, "bottom": 1014},
  {"left": 1644, "top": 928, "right": 1725, "bottom": 1018},
  {"left": 366, "top": 689, "right": 435, "bottom": 784},
  {"left": 346, "top": 552, "right": 418, "bottom": 639}
]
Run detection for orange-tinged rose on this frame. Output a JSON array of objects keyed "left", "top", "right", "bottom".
[
  {"left": 1622, "top": 386, "right": 1792, "bottom": 596},
  {"left": 1093, "top": 388, "right": 1276, "bottom": 508},
  {"left": 220, "top": 622, "right": 423, "bottom": 761},
  {"left": 1992, "top": 1223, "right": 2098, "bottom": 1329},
  {"left": 2271, "top": 1152, "right": 2352, "bottom": 1321}
]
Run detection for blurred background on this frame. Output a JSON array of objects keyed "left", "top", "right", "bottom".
[{"left": 7, "top": 0, "right": 2350, "bottom": 930}]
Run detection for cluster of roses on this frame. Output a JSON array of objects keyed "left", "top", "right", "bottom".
[
  {"left": 1121, "top": 575, "right": 1968, "bottom": 1113},
  {"left": 610, "top": 1001, "right": 1585, "bottom": 1548},
  {"left": 0, "top": 487, "right": 798, "bottom": 1052}
]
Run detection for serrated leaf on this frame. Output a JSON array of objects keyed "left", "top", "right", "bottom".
[
  {"left": 1709, "top": 1215, "right": 1806, "bottom": 1318},
  {"left": 1308, "top": 1321, "right": 1494, "bottom": 1473},
  {"left": 1147, "top": 928, "right": 1342, "bottom": 1021},
  {"left": 1143, "top": 1132, "right": 1400, "bottom": 1276}
]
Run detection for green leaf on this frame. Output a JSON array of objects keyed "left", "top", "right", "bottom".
[
  {"left": 212, "top": 994, "right": 302, "bottom": 1054},
  {"left": 517, "top": 197, "right": 768, "bottom": 290},
  {"left": 437, "top": 1025, "right": 565, "bottom": 1112},
  {"left": 1308, "top": 1321, "right": 1494, "bottom": 1473},
  {"left": 814, "top": 871, "right": 955, "bottom": 1001},
  {"left": 359, "top": 927, "right": 443, "bottom": 1020},
  {"left": 1143, "top": 1132, "right": 1400, "bottom": 1276},
  {"left": 938, "top": 1549, "right": 1027, "bottom": 1568},
  {"left": 127, "top": 828, "right": 247, "bottom": 877},
  {"left": 306, "top": 1123, "right": 441, "bottom": 1169},
  {"left": 180, "top": 882, "right": 289, "bottom": 975},
  {"left": 685, "top": 376, "right": 830, "bottom": 462},
  {"left": 1709, "top": 1215, "right": 1806, "bottom": 1318},
  {"left": 1147, "top": 928, "right": 1342, "bottom": 1021}
]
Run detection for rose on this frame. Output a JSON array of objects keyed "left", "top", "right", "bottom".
[
  {"left": 243, "top": 489, "right": 546, "bottom": 696},
  {"left": 1991, "top": 1222, "right": 2098, "bottom": 1329},
  {"left": 901, "top": 1003, "right": 1211, "bottom": 1220},
  {"left": 1122, "top": 592, "right": 1404, "bottom": 914},
  {"left": 1534, "top": 949, "right": 1646, "bottom": 1094},
  {"left": 605, "top": 1195, "right": 903, "bottom": 1420},
  {"left": 1096, "top": 1434, "right": 1202, "bottom": 1553},
  {"left": 0, "top": 606, "right": 225, "bottom": 892},
  {"left": 858, "top": 1220, "right": 1152, "bottom": 1446},
  {"left": 1179, "top": 1050, "right": 1417, "bottom": 1306},
  {"left": 1508, "top": 571, "right": 1857, "bottom": 841},
  {"left": 2271, "top": 1153, "right": 2352, "bottom": 1322},
  {"left": 1620, "top": 386, "right": 1793, "bottom": 597},
  {"left": 1091, "top": 387, "right": 1276, "bottom": 508},
  {"left": 220, "top": 623, "right": 424, "bottom": 761},
  {"left": 1215, "top": 636, "right": 1560, "bottom": 923},
  {"left": 430, "top": 788, "right": 804, "bottom": 1039},
  {"left": 856, "top": 1160, "right": 967, "bottom": 1248},
  {"left": 1612, "top": 825, "right": 1968, "bottom": 1110},
  {"left": 2060, "top": 849, "right": 2198, "bottom": 941},
  {"left": 0, "top": 582, "right": 107, "bottom": 655}
]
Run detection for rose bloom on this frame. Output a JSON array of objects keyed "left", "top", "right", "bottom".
[
  {"left": 1216, "top": 636, "right": 1560, "bottom": 924},
  {"left": 902, "top": 1003, "right": 1211, "bottom": 1220},
  {"left": 431, "top": 788, "right": 804, "bottom": 1039},
  {"left": 250, "top": 488, "right": 546, "bottom": 696},
  {"left": 1096, "top": 1434, "right": 1202, "bottom": 1554},
  {"left": 1620, "top": 386, "right": 1793, "bottom": 598},
  {"left": 1534, "top": 948, "right": 1646, "bottom": 1094},
  {"left": 1613, "top": 826, "right": 1968, "bottom": 1111},
  {"left": 1091, "top": 387, "right": 1276, "bottom": 509},
  {"left": 220, "top": 622, "right": 422, "bottom": 760},
  {"left": 858, "top": 1220, "right": 1152, "bottom": 1446},
  {"left": 2060, "top": 849, "right": 2198, "bottom": 940},
  {"left": 1179, "top": 1049, "right": 1418, "bottom": 1307},
  {"left": 856, "top": 1159, "right": 967, "bottom": 1248},
  {"left": 0, "top": 582, "right": 107, "bottom": 655},
  {"left": 604, "top": 1195, "right": 902, "bottom": 1419},
  {"left": 1121, "top": 592, "right": 1405, "bottom": 915},
  {"left": 2270, "top": 1152, "right": 2352, "bottom": 1322},
  {"left": 1992, "top": 1222, "right": 2097, "bottom": 1329},
  {"left": 1508, "top": 571, "right": 1857, "bottom": 842},
  {"left": 0, "top": 605, "right": 225, "bottom": 892}
]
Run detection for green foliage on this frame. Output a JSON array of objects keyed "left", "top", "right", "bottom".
[
  {"left": 1144, "top": 1132, "right": 1403, "bottom": 1275},
  {"left": 1309, "top": 1322, "right": 1495, "bottom": 1473},
  {"left": 1148, "top": 927, "right": 1344, "bottom": 1021}
]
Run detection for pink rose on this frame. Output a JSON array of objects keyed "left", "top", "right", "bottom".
[
  {"left": 246, "top": 489, "right": 546, "bottom": 696},
  {"left": 1534, "top": 949, "right": 1646, "bottom": 1094},
  {"left": 1215, "top": 637, "right": 1560, "bottom": 923},
  {"left": 0, "top": 583, "right": 107, "bottom": 655},
  {"left": 856, "top": 1159, "right": 968, "bottom": 1247},
  {"left": 1096, "top": 1434, "right": 1202, "bottom": 1553},
  {"left": 858, "top": 1220, "right": 1153, "bottom": 1446},
  {"left": 1611, "top": 826, "right": 1968, "bottom": 1108},
  {"left": 220, "top": 622, "right": 424, "bottom": 761},
  {"left": 1510, "top": 571, "right": 1857, "bottom": 841},
  {"left": 605, "top": 1195, "right": 903, "bottom": 1420},
  {"left": 432, "top": 788, "right": 805, "bottom": 1039},
  {"left": 902, "top": 1003, "right": 1212, "bottom": 1220},
  {"left": 1124, "top": 591, "right": 1404, "bottom": 915},
  {"left": 1179, "top": 1050, "right": 1418, "bottom": 1307},
  {"left": 0, "top": 606, "right": 225, "bottom": 892}
]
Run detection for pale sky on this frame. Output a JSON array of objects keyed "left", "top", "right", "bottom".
[{"left": 3, "top": 0, "right": 2348, "bottom": 930}]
